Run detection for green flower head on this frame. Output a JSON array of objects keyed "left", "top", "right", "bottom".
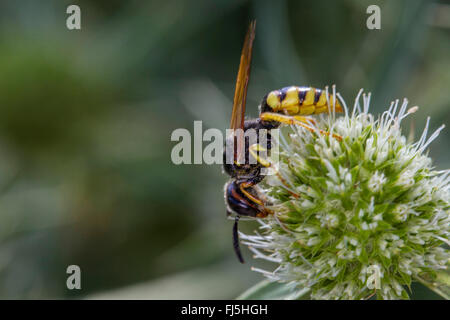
[{"left": 242, "top": 89, "right": 449, "bottom": 300}]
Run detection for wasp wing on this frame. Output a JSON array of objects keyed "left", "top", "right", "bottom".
[{"left": 230, "top": 20, "right": 255, "bottom": 164}]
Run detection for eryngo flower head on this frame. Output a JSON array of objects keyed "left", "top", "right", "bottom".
[{"left": 242, "top": 88, "right": 449, "bottom": 300}]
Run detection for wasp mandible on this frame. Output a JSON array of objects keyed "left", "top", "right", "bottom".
[{"left": 223, "top": 21, "right": 343, "bottom": 263}]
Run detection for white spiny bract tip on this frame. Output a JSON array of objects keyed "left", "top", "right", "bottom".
[
  {"left": 408, "top": 106, "right": 419, "bottom": 114},
  {"left": 246, "top": 90, "right": 449, "bottom": 300}
]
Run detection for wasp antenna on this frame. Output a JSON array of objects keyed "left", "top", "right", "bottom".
[{"left": 233, "top": 216, "right": 245, "bottom": 263}]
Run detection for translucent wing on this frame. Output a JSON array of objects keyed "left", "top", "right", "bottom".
[{"left": 230, "top": 20, "right": 256, "bottom": 163}]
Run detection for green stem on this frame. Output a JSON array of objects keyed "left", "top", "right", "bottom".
[{"left": 414, "top": 269, "right": 450, "bottom": 300}]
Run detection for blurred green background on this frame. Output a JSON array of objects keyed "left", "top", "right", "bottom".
[{"left": 0, "top": 0, "right": 448, "bottom": 299}]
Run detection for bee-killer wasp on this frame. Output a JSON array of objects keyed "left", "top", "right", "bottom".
[{"left": 223, "top": 21, "right": 343, "bottom": 263}]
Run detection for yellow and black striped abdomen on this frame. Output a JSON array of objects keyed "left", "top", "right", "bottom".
[{"left": 262, "top": 86, "right": 343, "bottom": 115}]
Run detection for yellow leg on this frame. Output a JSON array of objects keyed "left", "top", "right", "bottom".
[
  {"left": 249, "top": 144, "right": 271, "bottom": 167},
  {"left": 239, "top": 181, "right": 270, "bottom": 218},
  {"left": 249, "top": 143, "right": 301, "bottom": 199},
  {"left": 260, "top": 112, "right": 342, "bottom": 141},
  {"left": 240, "top": 181, "right": 264, "bottom": 206}
]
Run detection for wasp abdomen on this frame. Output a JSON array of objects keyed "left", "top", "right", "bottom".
[{"left": 262, "top": 86, "right": 343, "bottom": 115}]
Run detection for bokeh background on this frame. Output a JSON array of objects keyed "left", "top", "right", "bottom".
[{"left": 0, "top": 0, "right": 448, "bottom": 299}]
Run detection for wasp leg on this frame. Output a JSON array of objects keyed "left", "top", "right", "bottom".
[
  {"left": 248, "top": 143, "right": 300, "bottom": 199},
  {"left": 238, "top": 180, "right": 270, "bottom": 218},
  {"left": 248, "top": 144, "right": 271, "bottom": 168},
  {"left": 259, "top": 112, "right": 342, "bottom": 141},
  {"left": 239, "top": 182, "right": 264, "bottom": 207}
]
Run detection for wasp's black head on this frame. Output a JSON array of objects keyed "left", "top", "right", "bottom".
[{"left": 224, "top": 180, "right": 262, "bottom": 218}]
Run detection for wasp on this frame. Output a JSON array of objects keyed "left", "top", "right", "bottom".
[{"left": 223, "top": 21, "right": 343, "bottom": 263}]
